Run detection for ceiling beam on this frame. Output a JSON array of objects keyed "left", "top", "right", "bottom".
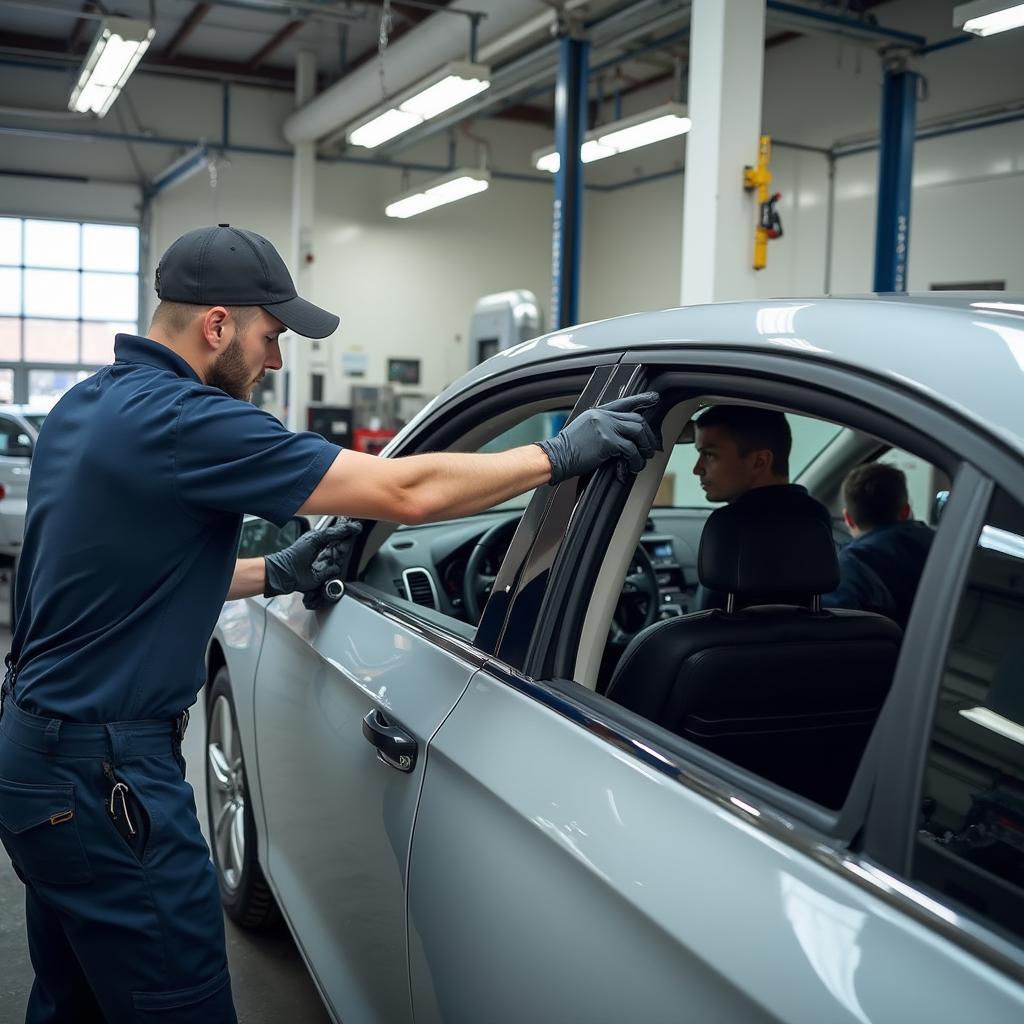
[
  {"left": 68, "top": 1, "right": 98, "bottom": 53},
  {"left": 248, "top": 18, "right": 304, "bottom": 69},
  {"left": 164, "top": 3, "right": 213, "bottom": 60},
  {"left": 0, "top": 30, "right": 297, "bottom": 87}
]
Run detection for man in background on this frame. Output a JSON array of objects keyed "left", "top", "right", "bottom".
[
  {"left": 824, "top": 462, "right": 935, "bottom": 628},
  {"left": 691, "top": 405, "right": 832, "bottom": 610}
]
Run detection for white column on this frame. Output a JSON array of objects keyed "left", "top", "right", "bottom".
[
  {"left": 680, "top": 0, "right": 766, "bottom": 305},
  {"left": 287, "top": 49, "right": 317, "bottom": 431}
]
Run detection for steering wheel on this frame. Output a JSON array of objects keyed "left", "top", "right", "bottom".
[
  {"left": 463, "top": 516, "right": 521, "bottom": 623},
  {"left": 463, "top": 519, "right": 660, "bottom": 643},
  {"left": 609, "top": 544, "right": 660, "bottom": 646}
]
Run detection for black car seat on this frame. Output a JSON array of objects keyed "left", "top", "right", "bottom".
[{"left": 606, "top": 501, "right": 903, "bottom": 808}]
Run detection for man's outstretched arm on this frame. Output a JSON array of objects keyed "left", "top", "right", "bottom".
[{"left": 299, "top": 392, "right": 661, "bottom": 524}]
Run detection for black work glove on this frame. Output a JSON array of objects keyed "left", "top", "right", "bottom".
[
  {"left": 535, "top": 392, "right": 661, "bottom": 486},
  {"left": 264, "top": 520, "right": 362, "bottom": 600}
]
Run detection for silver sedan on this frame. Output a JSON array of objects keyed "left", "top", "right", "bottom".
[{"left": 207, "top": 295, "right": 1024, "bottom": 1024}]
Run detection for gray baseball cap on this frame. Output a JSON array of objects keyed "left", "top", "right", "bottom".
[{"left": 155, "top": 224, "right": 339, "bottom": 339}]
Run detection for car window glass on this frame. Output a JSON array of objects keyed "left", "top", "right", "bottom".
[
  {"left": 661, "top": 413, "right": 842, "bottom": 508},
  {"left": 0, "top": 418, "right": 30, "bottom": 456},
  {"left": 355, "top": 407, "right": 573, "bottom": 632},
  {"left": 476, "top": 410, "right": 568, "bottom": 512},
  {"left": 913, "top": 488, "right": 1024, "bottom": 946},
  {"left": 594, "top": 403, "right": 943, "bottom": 810},
  {"left": 23, "top": 414, "right": 46, "bottom": 434}
]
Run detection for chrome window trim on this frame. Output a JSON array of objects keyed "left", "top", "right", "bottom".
[
  {"left": 478, "top": 656, "right": 1024, "bottom": 986},
  {"left": 343, "top": 581, "right": 488, "bottom": 670}
]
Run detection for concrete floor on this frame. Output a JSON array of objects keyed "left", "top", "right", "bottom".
[{"left": 0, "top": 625, "right": 331, "bottom": 1024}]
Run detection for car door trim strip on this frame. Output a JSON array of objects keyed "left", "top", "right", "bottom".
[
  {"left": 342, "top": 582, "right": 490, "bottom": 669},
  {"left": 478, "top": 657, "right": 1024, "bottom": 987}
]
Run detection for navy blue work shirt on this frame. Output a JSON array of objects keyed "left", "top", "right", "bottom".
[
  {"left": 823, "top": 520, "right": 934, "bottom": 629},
  {"left": 9, "top": 334, "right": 341, "bottom": 723}
]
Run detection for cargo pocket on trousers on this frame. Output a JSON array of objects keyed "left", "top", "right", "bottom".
[
  {"left": 0, "top": 777, "right": 93, "bottom": 884},
  {"left": 132, "top": 966, "right": 235, "bottom": 1022}
]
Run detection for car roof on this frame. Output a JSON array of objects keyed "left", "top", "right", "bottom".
[{"left": 452, "top": 294, "right": 1024, "bottom": 453}]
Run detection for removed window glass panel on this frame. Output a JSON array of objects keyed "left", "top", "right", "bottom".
[
  {"left": 82, "top": 272, "right": 137, "bottom": 322},
  {"left": 82, "top": 224, "right": 139, "bottom": 273},
  {"left": 0, "top": 218, "right": 21, "bottom": 265},
  {"left": 24, "top": 319, "right": 78, "bottom": 363},
  {"left": 0, "top": 267, "right": 20, "bottom": 316},
  {"left": 24, "top": 220, "right": 80, "bottom": 269},
  {"left": 24, "top": 269, "right": 79, "bottom": 318}
]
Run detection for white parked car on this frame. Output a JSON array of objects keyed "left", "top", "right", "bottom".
[
  {"left": 208, "top": 295, "right": 1024, "bottom": 1024},
  {"left": 0, "top": 406, "right": 47, "bottom": 564}
]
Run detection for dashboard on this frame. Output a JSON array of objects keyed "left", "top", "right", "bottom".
[{"left": 359, "top": 506, "right": 853, "bottom": 625}]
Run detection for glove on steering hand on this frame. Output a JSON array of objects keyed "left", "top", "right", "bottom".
[
  {"left": 264, "top": 519, "right": 362, "bottom": 599},
  {"left": 535, "top": 392, "right": 661, "bottom": 486}
]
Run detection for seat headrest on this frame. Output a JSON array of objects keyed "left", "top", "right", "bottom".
[{"left": 698, "top": 502, "right": 839, "bottom": 596}]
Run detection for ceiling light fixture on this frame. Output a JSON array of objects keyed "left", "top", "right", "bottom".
[
  {"left": 532, "top": 102, "right": 691, "bottom": 173},
  {"left": 68, "top": 16, "right": 155, "bottom": 117},
  {"left": 953, "top": 0, "right": 1024, "bottom": 35},
  {"left": 347, "top": 62, "right": 491, "bottom": 150},
  {"left": 385, "top": 168, "right": 491, "bottom": 219}
]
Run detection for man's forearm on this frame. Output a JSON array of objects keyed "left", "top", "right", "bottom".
[
  {"left": 396, "top": 444, "right": 553, "bottom": 523},
  {"left": 228, "top": 558, "right": 267, "bottom": 600}
]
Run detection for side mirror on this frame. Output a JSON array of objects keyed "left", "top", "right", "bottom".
[{"left": 8, "top": 435, "right": 32, "bottom": 459}]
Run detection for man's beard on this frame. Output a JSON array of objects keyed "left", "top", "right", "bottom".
[{"left": 207, "top": 335, "right": 254, "bottom": 401}]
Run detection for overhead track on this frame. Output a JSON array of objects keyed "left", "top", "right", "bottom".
[
  {"left": 363, "top": 0, "right": 686, "bottom": 157},
  {"left": 764, "top": 1, "right": 926, "bottom": 47}
]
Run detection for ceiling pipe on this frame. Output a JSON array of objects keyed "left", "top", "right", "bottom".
[
  {"left": 369, "top": 0, "right": 686, "bottom": 157},
  {"left": 283, "top": 0, "right": 549, "bottom": 145}
]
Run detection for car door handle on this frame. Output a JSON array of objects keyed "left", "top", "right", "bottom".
[{"left": 361, "top": 709, "right": 417, "bottom": 773}]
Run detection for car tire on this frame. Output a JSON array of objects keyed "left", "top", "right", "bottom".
[{"left": 205, "top": 666, "right": 279, "bottom": 930}]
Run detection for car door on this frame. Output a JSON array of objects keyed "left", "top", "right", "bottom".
[
  {"left": 0, "top": 415, "right": 33, "bottom": 553},
  {"left": 405, "top": 359, "right": 1024, "bottom": 1023},
  {"left": 252, "top": 361, "right": 616, "bottom": 1024}
]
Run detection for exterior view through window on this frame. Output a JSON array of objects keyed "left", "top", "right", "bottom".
[{"left": 0, "top": 217, "right": 139, "bottom": 407}]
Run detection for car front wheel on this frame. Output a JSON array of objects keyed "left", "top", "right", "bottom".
[{"left": 206, "top": 666, "right": 278, "bottom": 929}]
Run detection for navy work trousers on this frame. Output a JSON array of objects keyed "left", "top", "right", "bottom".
[{"left": 0, "top": 696, "right": 237, "bottom": 1023}]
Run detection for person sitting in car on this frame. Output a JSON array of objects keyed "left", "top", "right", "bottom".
[
  {"left": 823, "top": 462, "right": 935, "bottom": 628},
  {"left": 692, "top": 405, "right": 832, "bottom": 611}
]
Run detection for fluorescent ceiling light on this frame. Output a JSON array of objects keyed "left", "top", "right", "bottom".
[
  {"left": 149, "top": 145, "right": 210, "bottom": 195},
  {"left": 532, "top": 102, "right": 691, "bottom": 173},
  {"left": 954, "top": 1, "right": 1024, "bottom": 35},
  {"left": 385, "top": 168, "right": 490, "bottom": 219},
  {"left": 68, "top": 16, "right": 155, "bottom": 117},
  {"left": 959, "top": 705, "right": 1024, "bottom": 745},
  {"left": 347, "top": 62, "right": 490, "bottom": 149}
]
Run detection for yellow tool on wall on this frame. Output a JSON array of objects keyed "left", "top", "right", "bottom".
[{"left": 743, "top": 135, "right": 783, "bottom": 271}]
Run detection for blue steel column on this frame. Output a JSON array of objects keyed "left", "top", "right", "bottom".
[
  {"left": 873, "top": 67, "right": 918, "bottom": 292},
  {"left": 551, "top": 36, "right": 589, "bottom": 330}
]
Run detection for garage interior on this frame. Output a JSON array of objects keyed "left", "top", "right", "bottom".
[{"left": 0, "top": 0, "right": 1022, "bottom": 1020}]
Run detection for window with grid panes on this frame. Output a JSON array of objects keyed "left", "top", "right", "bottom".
[{"left": 0, "top": 217, "right": 139, "bottom": 380}]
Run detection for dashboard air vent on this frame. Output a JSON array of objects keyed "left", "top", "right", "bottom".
[{"left": 402, "top": 568, "right": 438, "bottom": 610}]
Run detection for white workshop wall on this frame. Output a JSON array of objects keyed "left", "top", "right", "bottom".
[{"left": 2, "top": 0, "right": 1022, "bottom": 408}]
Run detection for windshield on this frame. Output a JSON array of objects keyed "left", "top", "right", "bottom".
[
  {"left": 662, "top": 413, "right": 843, "bottom": 509},
  {"left": 24, "top": 415, "right": 46, "bottom": 433}
]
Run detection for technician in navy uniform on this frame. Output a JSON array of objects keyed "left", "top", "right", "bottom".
[{"left": 0, "top": 224, "right": 659, "bottom": 1022}]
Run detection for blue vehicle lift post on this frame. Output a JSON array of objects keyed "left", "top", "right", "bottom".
[
  {"left": 873, "top": 62, "right": 919, "bottom": 292},
  {"left": 551, "top": 35, "right": 589, "bottom": 330}
]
